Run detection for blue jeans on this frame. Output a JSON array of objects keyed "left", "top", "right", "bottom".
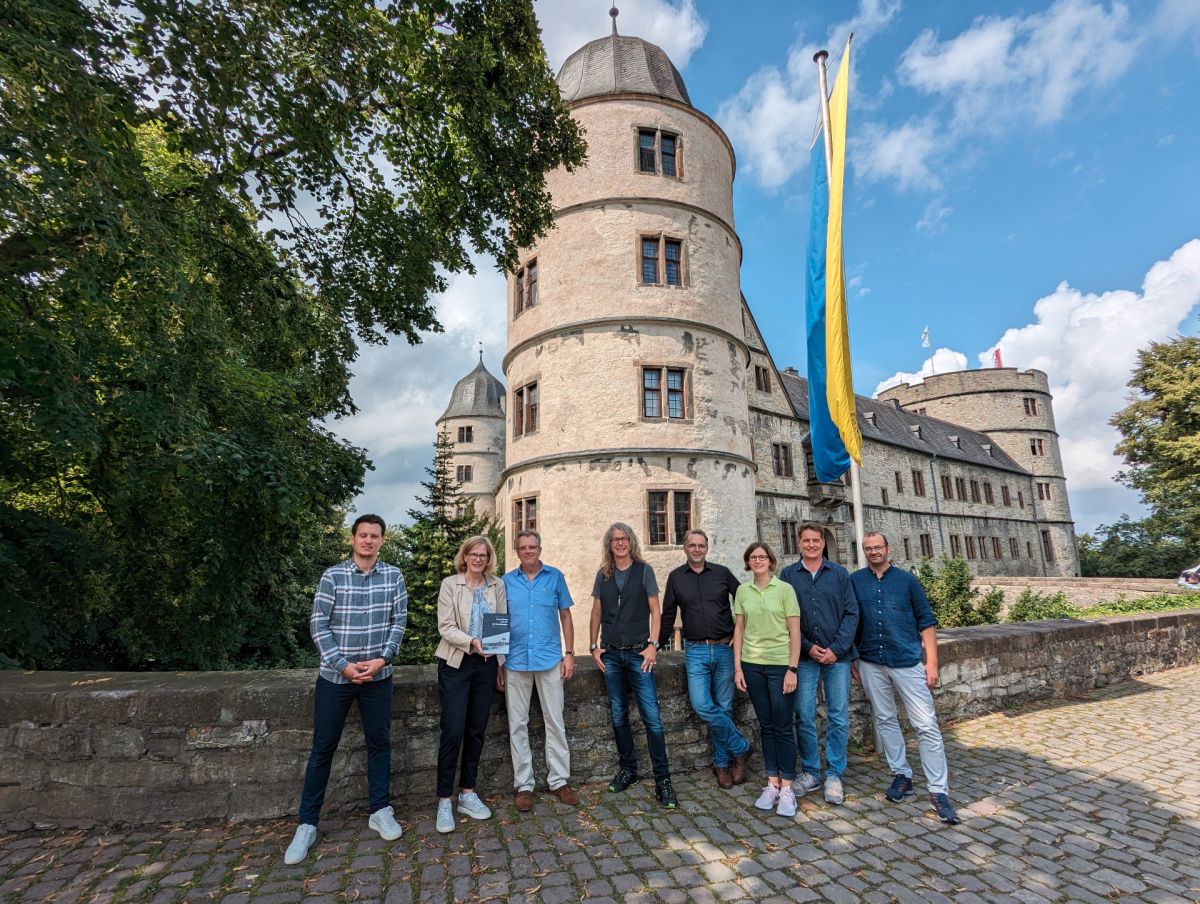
[
  {"left": 742, "top": 663, "right": 796, "bottom": 780},
  {"left": 298, "top": 675, "right": 392, "bottom": 825},
  {"left": 684, "top": 642, "right": 750, "bottom": 767},
  {"left": 795, "top": 660, "right": 850, "bottom": 779},
  {"left": 859, "top": 661, "right": 950, "bottom": 794},
  {"left": 601, "top": 648, "right": 671, "bottom": 781}
]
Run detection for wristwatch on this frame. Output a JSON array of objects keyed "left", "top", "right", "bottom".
[
  {"left": 787, "top": 665, "right": 798, "bottom": 673},
  {"left": 564, "top": 651, "right": 574, "bottom": 656},
  {"left": 589, "top": 643, "right": 599, "bottom": 652}
]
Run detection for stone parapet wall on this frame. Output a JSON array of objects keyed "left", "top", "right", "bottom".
[
  {"left": 3, "top": 609, "right": 1198, "bottom": 829},
  {"left": 973, "top": 576, "right": 1188, "bottom": 609}
]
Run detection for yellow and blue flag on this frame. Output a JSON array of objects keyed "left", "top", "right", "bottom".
[{"left": 805, "top": 40, "right": 861, "bottom": 482}]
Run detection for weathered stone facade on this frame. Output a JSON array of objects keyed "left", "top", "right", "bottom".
[
  {"left": 439, "top": 28, "right": 1080, "bottom": 640},
  {"left": 3, "top": 610, "right": 1196, "bottom": 828}
]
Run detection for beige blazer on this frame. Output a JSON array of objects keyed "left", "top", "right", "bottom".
[{"left": 435, "top": 573, "right": 508, "bottom": 668}]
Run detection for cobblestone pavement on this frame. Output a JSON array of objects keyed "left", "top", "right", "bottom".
[{"left": 4, "top": 665, "right": 1200, "bottom": 904}]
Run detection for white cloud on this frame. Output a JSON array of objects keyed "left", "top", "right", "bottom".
[
  {"left": 874, "top": 347, "right": 970, "bottom": 394},
  {"left": 898, "top": 0, "right": 1138, "bottom": 130},
  {"left": 716, "top": 1, "right": 901, "bottom": 190},
  {"left": 328, "top": 259, "right": 508, "bottom": 523},
  {"left": 853, "top": 118, "right": 943, "bottom": 191},
  {"left": 874, "top": 239, "right": 1200, "bottom": 527},
  {"left": 534, "top": 0, "right": 708, "bottom": 71},
  {"left": 916, "top": 198, "right": 953, "bottom": 232}
]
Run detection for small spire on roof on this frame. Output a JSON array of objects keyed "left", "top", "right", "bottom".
[
  {"left": 477, "top": 339, "right": 484, "bottom": 362},
  {"left": 610, "top": 6, "right": 619, "bottom": 35}
]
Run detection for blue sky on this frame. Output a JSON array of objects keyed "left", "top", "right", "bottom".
[{"left": 332, "top": 0, "right": 1200, "bottom": 536}]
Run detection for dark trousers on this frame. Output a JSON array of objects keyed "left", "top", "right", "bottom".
[
  {"left": 601, "top": 648, "right": 671, "bottom": 781},
  {"left": 743, "top": 663, "right": 797, "bottom": 781},
  {"left": 298, "top": 675, "right": 392, "bottom": 825},
  {"left": 437, "top": 653, "right": 497, "bottom": 798}
]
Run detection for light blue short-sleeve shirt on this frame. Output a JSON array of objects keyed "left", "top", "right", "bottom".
[{"left": 503, "top": 564, "right": 573, "bottom": 672}]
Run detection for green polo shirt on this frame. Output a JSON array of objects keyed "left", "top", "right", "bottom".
[{"left": 734, "top": 577, "right": 800, "bottom": 666}]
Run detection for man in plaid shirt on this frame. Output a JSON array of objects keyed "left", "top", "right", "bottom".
[{"left": 285, "top": 513, "right": 409, "bottom": 864}]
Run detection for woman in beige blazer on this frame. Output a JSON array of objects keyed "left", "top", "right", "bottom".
[{"left": 434, "top": 535, "right": 507, "bottom": 833}]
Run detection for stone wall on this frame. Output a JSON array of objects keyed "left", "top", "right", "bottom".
[
  {"left": 3, "top": 609, "right": 1198, "bottom": 829},
  {"left": 973, "top": 576, "right": 1188, "bottom": 610}
]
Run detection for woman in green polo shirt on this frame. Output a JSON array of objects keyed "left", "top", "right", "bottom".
[{"left": 733, "top": 541, "right": 802, "bottom": 817}]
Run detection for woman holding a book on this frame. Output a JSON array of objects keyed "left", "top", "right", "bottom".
[{"left": 434, "top": 535, "right": 507, "bottom": 833}]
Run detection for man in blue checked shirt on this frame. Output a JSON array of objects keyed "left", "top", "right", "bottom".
[
  {"left": 284, "top": 513, "right": 409, "bottom": 865},
  {"left": 850, "top": 531, "right": 960, "bottom": 826},
  {"left": 501, "top": 529, "right": 579, "bottom": 811}
]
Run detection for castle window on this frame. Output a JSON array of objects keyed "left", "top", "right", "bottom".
[
  {"left": 1002, "top": 485, "right": 1012, "bottom": 506},
  {"left": 457, "top": 426, "right": 473, "bottom": 444},
  {"left": 781, "top": 520, "right": 798, "bottom": 555},
  {"left": 1024, "top": 397, "right": 1039, "bottom": 416},
  {"left": 514, "top": 381, "right": 538, "bottom": 437},
  {"left": 1041, "top": 530, "right": 1055, "bottom": 561},
  {"left": 771, "top": 443, "right": 794, "bottom": 478},
  {"left": 1018, "top": 490, "right": 1025, "bottom": 508},
  {"left": 1027, "top": 540, "right": 1034, "bottom": 558},
  {"left": 648, "top": 490, "right": 692, "bottom": 546},
  {"left": 965, "top": 536, "right": 976, "bottom": 559},
  {"left": 1037, "top": 481, "right": 1052, "bottom": 500},
  {"left": 992, "top": 537, "right": 1002, "bottom": 559},
  {"left": 919, "top": 533, "right": 933, "bottom": 557},
  {"left": 1009, "top": 537, "right": 1020, "bottom": 558},
  {"left": 941, "top": 475, "right": 953, "bottom": 499},
  {"left": 515, "top": 259, "right": 538, "bottom": 315},
  {"left": 969, "top": 479, "right": 981, "bottom": 503},
  {"left": 513, "top": 496, "right": 537, "bottom": 537},
  {"left": 640, "top": 235, "right": 684, "bottom": 286},
  {"left": 983, "top": 481, "right": 994, "bottom": 504},
  {"left": 455, "top": 465, "right": 473, "bottom": 483},
  {"left": 950, "top": 535, "right": 962, "bottom": 557},
  {"left": 643, "top": 366, "right": 687, "bottom": 419},
  {"left": 894, "top": 471, "right": 904, "bottom": 494},
  {"left": 881, "top": 487, "right": 889, "bottom": 506},
  {"left": 903, "top": 538, "right": 912, "bottom": 560},
  {"left": 911, "top": 469, "right": 926, "bottom": 497},
  {"left": 1030, "top": 437, "right": 1045, "bottom": 456},
  {"left": 637, "top": 128, "right": 680, "bottom": 177},
  {"left": 978, "top": 536, "right": 989, "bottom": 560},
  {"left": 754, "top": 365, "right": 771, "bottom": 393},
  {"left": 955, "top": 477, "right": 968, "bottom": 501}
]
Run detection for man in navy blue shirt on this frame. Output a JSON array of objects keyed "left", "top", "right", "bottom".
[
  {"left": 850, "top": 531, "right": 960, "bottom": 825},
  {"left": 779, "top": 523, "right": 858, "bottom": 805}
]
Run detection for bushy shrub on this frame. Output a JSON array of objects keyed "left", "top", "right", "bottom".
[
  {"left": 1006, "top": 588, "right": 1074, "bottom": 622},
  {"left": 915, "top": 557, "right": 1004, "bottom": 627}
]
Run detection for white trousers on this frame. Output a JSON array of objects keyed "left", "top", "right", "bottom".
[
  {"left": 505, "top": 664, "right": 571, "bottom": 792},
  {"left": 859, "top": 660, "right": 950, "bottom": 795}
]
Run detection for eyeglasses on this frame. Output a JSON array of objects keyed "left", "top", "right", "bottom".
[
  {"left": 516, "top": 546, "right": 540, "bottom": 553},
  {"left": 863, "top": 546, "right": 887, "bottom": 553},
  {"left": 611, "top": 537, "right": 630, "bottom": 544},
  {"left": 684, "top": 543, "right": 707, "bottom": 550},
  {"left": 747, "top": 554, "right": 770, "bottom": 562},
  {"left": 467, "top": 552, "right": 489, "bottom": 559}
]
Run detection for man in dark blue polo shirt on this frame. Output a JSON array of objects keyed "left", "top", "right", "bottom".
[
  {"left": 659, "top": 529, "right": 752, "bottom": 790},
  {"left": 850, "top": 531, "right": 960, "bottom": 825},
  {"left": 779, "top": 522, "right": 858, "bottom": 806}
]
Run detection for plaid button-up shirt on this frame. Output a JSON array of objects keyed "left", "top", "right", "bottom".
[{"left": 310, "top": 558, "right": 408, "bottom": 684}]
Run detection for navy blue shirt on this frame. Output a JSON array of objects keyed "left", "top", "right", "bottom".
[
  {"left": 850, "top": 564, "right": 937, "bottom": 668},
  {"left": 778, "top": 558, "right": 859, "bottom": 661}
]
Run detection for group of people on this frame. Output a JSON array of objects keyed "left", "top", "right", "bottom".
[{"left": 284, "top": 514, "right": 960, "bottom": 865}]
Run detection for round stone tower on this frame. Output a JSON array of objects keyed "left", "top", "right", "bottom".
[
  {"left": 437, "top": 356, "right": 506, "bottom": 518},
  {"left": 876, "top": 368, "right": 1079, "bottom": 575},
  {"left": 498, "top": 20, "right": 757, "bottom": 621}
]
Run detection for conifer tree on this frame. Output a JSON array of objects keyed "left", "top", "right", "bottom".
[{"left": 389, "top": 429, "right": 502, "bottom": 663}]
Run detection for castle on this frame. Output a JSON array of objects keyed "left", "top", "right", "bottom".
[{"left": 436, "top": 25, "right": 1079, "bottom": 632}]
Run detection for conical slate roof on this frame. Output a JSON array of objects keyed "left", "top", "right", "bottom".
[
  {"left": 557, "top": 32, "right": 691, "bottom": 107},
  {"left": 439, "top": 358, "right": 505, "bottom": 420}
]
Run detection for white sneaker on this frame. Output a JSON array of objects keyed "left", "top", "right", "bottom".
[
  {"left": 824, "top": 775, "right": 845, "bottom": 805},
  {"left": 754, "top": 784, "right": 780, "bottom": 810},
  {"left": 368, "top": 805, "right": 403, "bottom": 841},
  {"left": 435, "top": 798, "right": 455, "bottom": 833},
  {"left": 794, "top": 772, "right": 821, "bottom": 795},
  {"left": 457, "top": 790, "right": 493, "bottom": 820},
  {"left": 776, "top": 786, "right": 798, "bottom": 818},
  {"left": 284, "top": 824, "right": 317, "bottom": 865}
]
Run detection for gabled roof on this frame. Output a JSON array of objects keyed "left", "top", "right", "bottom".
[{"left": 777, "top": 370, "right": 1027, "bottom": 474}]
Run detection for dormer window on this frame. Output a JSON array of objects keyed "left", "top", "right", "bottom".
[
  {"left": 863, "top": 411, "right": 876, "bottom": 428},
  {"left": 909, "top": 424, "right": 922, "bottom": 440}
]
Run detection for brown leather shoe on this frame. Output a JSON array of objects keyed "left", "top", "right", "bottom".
[
  {"left": 515, "top": 790, "right": 534, "bottom": 812},
  {"left": 730, "top": 745, "right": 752, "bottom": 785},
  {"left": 713, "top": 766, "right": 734, "bottom": 790},
  {"left": 549, "top": 785, "right": 580, "bottom": 806}
]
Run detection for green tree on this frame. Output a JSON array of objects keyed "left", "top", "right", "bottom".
[
  {"left": 1, "top": 0, "right": 583, "bottom": 669},
  {"left": 1078, "top": 514, "right": 1192, "bottom": 578},
  {"left": 1110, "top": 336, "right": 1200, "bottom": 560},
  {"left": 389, "top": 429, "right": 502, "bottom": 664},
  {"left": 915, "top": 556, "right": 1003, "bottom": 628}
]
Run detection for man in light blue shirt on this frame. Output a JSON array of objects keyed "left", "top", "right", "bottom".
[{"left": 501, "top": 529, "right": 577, "bottom": 811}]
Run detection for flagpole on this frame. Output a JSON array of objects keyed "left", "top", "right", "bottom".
[{"left": 814, "top": 42, "right": 865, "bottom": 567}]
